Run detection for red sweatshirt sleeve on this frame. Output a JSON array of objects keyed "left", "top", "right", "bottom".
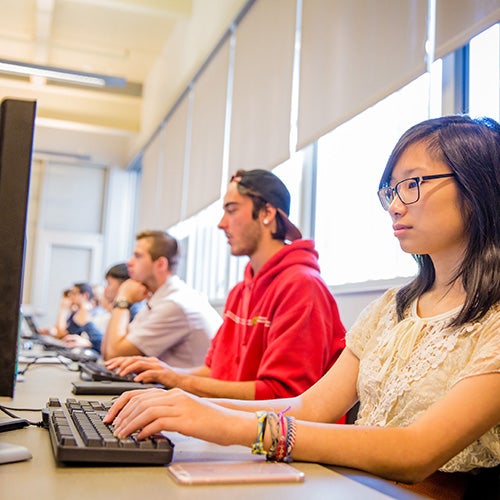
[{"left": 253, "top": 275, "right": 345, "bottom": 399}]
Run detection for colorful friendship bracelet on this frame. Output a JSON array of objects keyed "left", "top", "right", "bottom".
[
  {"left": 251, "top": 410, "right": 268, "bottom": 455},
  {"left": 252, "top": 408, "right": 296, "bottom": 462},
  {"left": 274, "top": 422, "right": 288, "bottom": 461},
  {"left": 265, "top": 412, "right": 280, "bottom": 460},
  {"left": 274, "top": 406, "right": 290, "bottom": 461}
]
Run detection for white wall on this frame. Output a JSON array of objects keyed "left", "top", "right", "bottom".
[
  {"left": 22, "top": 160, "right": 138, "bottom": 326},
  {"left": 334, "top": 289, "right": 385, "bottom": 331},
  {"left": 134, "top": 0, "right": 248, "bottom": 160}
]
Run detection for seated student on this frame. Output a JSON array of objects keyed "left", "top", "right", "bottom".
[
  {"left": 100, "top": 231, "right": 222, "bottom": 368},
  {"left": 65, "top": 282, "right": 108, "bottom": 352},
  {"left": 64, "top": 264, "right": 146, "bottom": 352},
  {"left": 106, "top": 169, "right": 346, "bottom": 400},
  {"left": 101, "top": 263, "right": 144, "bottom": 320},
  {"left": 38, "top": 288, "right": 73, "bottom": 338},
  {"left": 41, "top": 282, "right": 106, "bottom": 353},
  {"left": 105, "top": 116, "right": 500, "bottom": 498}
]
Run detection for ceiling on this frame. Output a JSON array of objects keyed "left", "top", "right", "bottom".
[{"left": 0, "top": 0, "right": 193, "bottom": 140}]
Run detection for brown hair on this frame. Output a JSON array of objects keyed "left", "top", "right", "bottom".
[{"left": 136, "top": 230, "right": 179, "bottom": 272}]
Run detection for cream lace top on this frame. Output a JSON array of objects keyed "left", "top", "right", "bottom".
[{"left": 346, "top": 288, "right": 500, "bottom": 473}]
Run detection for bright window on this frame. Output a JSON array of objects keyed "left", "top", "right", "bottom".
[
  {"left": 313, "top": 74, "right": 438, "bottom": 287},
  {"left": 169, "top": 24, "right": 499, "bottom": 299},
  {"left": 469, "top": 24, "right": 500, "bottom": 121}
]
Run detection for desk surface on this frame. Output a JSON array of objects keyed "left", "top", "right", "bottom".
[{"left": 0, "top": 353, "right": 424, "bottom": 500}]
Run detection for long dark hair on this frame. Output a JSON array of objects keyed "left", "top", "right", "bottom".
[{"left": 379, "top": 115, "right": 500, "bottom": 326}]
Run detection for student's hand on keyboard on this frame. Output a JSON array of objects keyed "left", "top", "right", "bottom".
[
  {"left": 133, "top": 364, "right": 180, "bottom": 388},
  {"left": 39, "top": 326, "right": 58, "bottom": 337},
  {"left": 63, "top": 334, "right": 92, "bottom": 348},
  {"left": 104, "top": 387, "right": 248, "bottom": 446},
  {"left": 105, "top": 355, "right": 166, "bottom": 374},
  {"left": 105, "top": 356, "right": 179, "bottom": 387}
]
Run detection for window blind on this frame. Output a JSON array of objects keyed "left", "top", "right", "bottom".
[
  {"left": 435, "top": 0, "right": 500, "bottom": 59},
  {"left": 160, "top": 97, "right": 189, "bottom": 229},
  {"left": 137, "top": 128, "right": 164, "bottom": 231},
  {"left": 297, "top": 0, "right": 428, "bottom": 151},
  {"left": 186, "top": 40, "right": 230, "bottom": 219},
  {"left": 228, "top": 0, "right": 297, "bottom": 175}
]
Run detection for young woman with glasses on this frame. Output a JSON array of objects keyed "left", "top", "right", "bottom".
[{"left": 105, "top": 115, "right": 499, "bottom": 498}]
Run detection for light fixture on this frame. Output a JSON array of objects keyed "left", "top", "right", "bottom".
[{"left": 0, "top": 59, "right": 126, "bottom": 88}]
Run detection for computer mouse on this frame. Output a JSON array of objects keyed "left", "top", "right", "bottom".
[
  {"left": 0, "top": 442, "right": 32, "bottom": 464},
  {"left": 70, "top": 348, "right": 99, "bottom": 361}
]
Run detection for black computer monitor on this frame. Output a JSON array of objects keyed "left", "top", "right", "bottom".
[{"left": 0, "top": 98, "right": 36, "bottom": 397}]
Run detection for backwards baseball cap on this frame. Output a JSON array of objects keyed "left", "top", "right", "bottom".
[{"left": 231, "top": 169, "right": 302, "bottom": 241}]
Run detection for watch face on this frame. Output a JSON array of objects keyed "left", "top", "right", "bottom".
[{"left": 114, "top": 299, "right": 131, "bottom": 309}]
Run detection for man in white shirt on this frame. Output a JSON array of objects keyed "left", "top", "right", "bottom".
[{"left": 100, "top": 230, "right": 222, "bottom": 367}]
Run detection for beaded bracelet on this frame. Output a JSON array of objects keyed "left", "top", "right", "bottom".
[
  {"left": 274, "top": 421, "right": 288, "bottom": 461},
  {"left": 284, "top": 415, "right": 296, "bottom": 462},
  {"left": 251, "top": 411, "right": 268, "bottom": 455}
]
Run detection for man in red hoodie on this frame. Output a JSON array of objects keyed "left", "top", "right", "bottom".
[{"left": 106, "top": 169, "right": 346, "bottom": 400}]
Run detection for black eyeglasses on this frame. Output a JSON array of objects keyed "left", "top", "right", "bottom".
[{"left": 377, "top": 173, "right": 456, "bottom": 211}]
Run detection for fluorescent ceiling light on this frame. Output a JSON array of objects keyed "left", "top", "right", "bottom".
[{"left": 0, "top": 59, "right": 126, "bottom": 88}]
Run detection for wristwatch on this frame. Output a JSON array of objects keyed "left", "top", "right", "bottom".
[{"left": 113, "top": 298, "right": 132, "bottom": 310}]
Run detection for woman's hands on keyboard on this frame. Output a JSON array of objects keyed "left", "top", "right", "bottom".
[{"left": 103, "top": 387, "right": 254, "bottom": 448}]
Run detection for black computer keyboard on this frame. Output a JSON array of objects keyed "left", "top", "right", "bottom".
[
  {"left": 79, "top": 360, "right": 137, "bottom": 382},
  {"left": 45, "top": 397, "right": 174, "bottom": 464}
]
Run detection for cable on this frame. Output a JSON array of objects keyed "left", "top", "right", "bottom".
[
  {"left": 0, "top": 404, "right": 43, "bottom": 412},
  {"left": 0, "top": 404, "right": 44, "bottom": 427},
  {"left": 17, "top": 355, "right": 54, "bottom": 375},
  {"left": 18, "top": 353, "right": 81, "bottom": 376}
]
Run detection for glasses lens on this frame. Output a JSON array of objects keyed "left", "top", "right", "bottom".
[
  {"left": 378, "top": 187, "right": 393, "bottom": 210},
  {"left": 397, "top": 178, "right": 419, "bottom": 205}
]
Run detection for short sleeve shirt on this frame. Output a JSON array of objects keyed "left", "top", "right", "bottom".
[
  {"left": 127, "top": 276, "right": 222, "bottom": 368},
  {"left": 346, "top": 289, "right": 500, "bottom": 472}
]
